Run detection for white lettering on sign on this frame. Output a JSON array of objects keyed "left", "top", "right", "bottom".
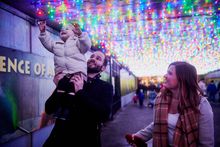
[
  {"left": 0, "top": 56, "right": 6, "bottom": 72},
  {"left": 8, "top": 58, "right": 17, "bottom": 72},
  {"left": 0, "top": 55, "right": 54, "bottom": 77}
]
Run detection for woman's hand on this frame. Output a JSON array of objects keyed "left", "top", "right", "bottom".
[
  {"left": 125, "top": 134, "right": 135, "bottom": 145},
  {"left": 125, "top": 134, "right": 147, "bottom": 147}
]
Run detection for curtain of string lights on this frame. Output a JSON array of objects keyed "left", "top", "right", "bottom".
[{"left": 32, "top": 0, "right": 220, "bottom": 77}]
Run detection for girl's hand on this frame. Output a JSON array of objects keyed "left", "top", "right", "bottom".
[
  {"left": 38, "top": 20, "right": 46, "bottom": 33},
  {"left": 72, "top": 23, "right": 82, "bottom": 36}
]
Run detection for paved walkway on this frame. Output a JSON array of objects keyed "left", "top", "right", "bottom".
[
  {"left": 101, "top": 99, "right": 220, "bottom": 147},
  {"left": 101, "top": 101, "right": 153, "bottom": 147}
]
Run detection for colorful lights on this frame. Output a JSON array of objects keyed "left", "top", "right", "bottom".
[{"left": 32, "top": 0, "right": 220, "bottom": 77}]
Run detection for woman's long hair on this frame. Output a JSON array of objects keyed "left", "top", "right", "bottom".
[{"left": 161, "top": 61, "right": 202, "bottom": 113}]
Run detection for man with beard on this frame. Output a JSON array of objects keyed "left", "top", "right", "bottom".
[{"left": 43, "top": 51, "right": 113, "bottom": 147}]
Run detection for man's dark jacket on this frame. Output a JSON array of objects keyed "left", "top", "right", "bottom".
[{"left": 43, "top": 76, "right": 113, "bottom": 147}]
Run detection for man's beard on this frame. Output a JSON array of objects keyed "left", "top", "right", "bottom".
[{"left": 87, "top": 66, "right": 102, "bottom": 73}]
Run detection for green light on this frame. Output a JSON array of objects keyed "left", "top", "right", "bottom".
[
  {"left": 205, "top": 0, "right": 211, "bottom": 3},
  {"left": 5, "top": 89, "right": 18, "bottom": 129}
]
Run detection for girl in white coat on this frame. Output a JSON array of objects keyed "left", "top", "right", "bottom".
[{"left": 38, "top": 21, "right": 91, "bottom": 120}]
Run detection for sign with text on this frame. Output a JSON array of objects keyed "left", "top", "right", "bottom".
[
  {"left": 0, "top": 47, "right": 55, "bottom": 140},
  {"left": 0, "top": 48, "right": 54, "bottom": 78}
]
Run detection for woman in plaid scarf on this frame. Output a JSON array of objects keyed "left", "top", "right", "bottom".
[{"left": 126, "top": 61, "right": 214, "bottom": 147}]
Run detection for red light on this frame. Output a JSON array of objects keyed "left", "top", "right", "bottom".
[{"left": 37, "top": 9, "right": 44, "bottom": 17}]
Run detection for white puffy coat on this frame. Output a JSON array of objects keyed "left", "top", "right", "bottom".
[{"left": 39, "top": 32, "right": 91, "bottom": 76}]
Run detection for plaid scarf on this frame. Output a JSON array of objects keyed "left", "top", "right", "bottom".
[{"left": 153, "top": 94, "right": 199, "bottom": 147}]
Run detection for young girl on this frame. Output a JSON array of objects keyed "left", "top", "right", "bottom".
[
  {"left": 38, "top": 20, "right": 91, "bottom": 87},
  {"left": 38, "top": 21, "right": 91, "bottom": 120}
]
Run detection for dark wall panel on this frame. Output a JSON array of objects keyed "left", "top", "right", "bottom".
[{"left": 0, "top": 46, "right": 55, "bottom": 138}]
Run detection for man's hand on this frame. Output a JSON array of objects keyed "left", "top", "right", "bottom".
[
  {"left": 70, "top": 74, "right": 84, "bottom": 93},
  {"left": 38, "top": 20, "right": 46, "bottom": 33},
  {"left": 72, "top": 23, "right": 82, "bottom": 37}
]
